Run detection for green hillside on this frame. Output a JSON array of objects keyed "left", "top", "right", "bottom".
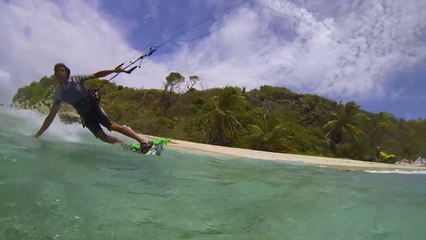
[{"left": 13, "top": 73, "right": 426, "bottom": 162}]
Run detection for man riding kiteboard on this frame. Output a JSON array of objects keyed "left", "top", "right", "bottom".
[{"left": 34, "top": 63, "right": 153, "bottom": 153}]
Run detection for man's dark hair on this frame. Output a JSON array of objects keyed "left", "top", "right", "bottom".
[{"left": 54, "top": 63, "right": 70, "bottom": 77}]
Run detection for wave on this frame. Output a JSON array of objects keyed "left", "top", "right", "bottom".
[
  {"left": 0, "top": 106, "right": 88, "bottom": 143},
  {"left": 0, "top": 106, "right": 144, "bottom": 146},
  {"left": 364, "top": 169, "right": 426, "bottom": 175}
]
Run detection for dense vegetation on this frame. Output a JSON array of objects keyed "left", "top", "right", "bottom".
[{"left": 13, "top": 73, "right": 426, "bottom": 162}]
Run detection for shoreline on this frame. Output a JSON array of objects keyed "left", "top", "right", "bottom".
[{"left": 151, "top": 136, "right": 425, "bottom": 172}]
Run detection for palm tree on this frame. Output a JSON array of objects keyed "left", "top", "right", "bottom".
[
  {"left": 242, "top": 114, "right": 294, "bottom": 152},
  {"left": 369, "top": 112, "right": 395, "bottom": 142},
  {"left": 203, "top": 86, "right": 249, "bottom": 145},
  {"left": 322, "top": 101, "right": 365, "bottom": 144}
]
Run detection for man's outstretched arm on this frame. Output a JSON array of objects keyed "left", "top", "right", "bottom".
[
  {"left": 34, "top": 103, "right": 60, "bottom": 138},
  {"left": 78, "top": 66, "right": 126, "bottom": 82},
  {"left": 92, "top": 66, "right": 124, "bottom": 78}
]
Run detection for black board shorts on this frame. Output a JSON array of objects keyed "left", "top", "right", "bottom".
[{"left": 77, "top": 105, "right": 113, "bottom": 137}]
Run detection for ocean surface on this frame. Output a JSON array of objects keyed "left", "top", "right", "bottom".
[{"left": 1, "top": 106, "right": 426, "bottom": 240}]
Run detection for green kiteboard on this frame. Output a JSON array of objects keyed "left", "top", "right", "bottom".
[{"left": 129, "top": 138, "right": 171, "bottom": 156}]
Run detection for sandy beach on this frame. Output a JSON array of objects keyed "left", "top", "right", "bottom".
[{"left": 158, "top": 137, "right": 425, "bottom": 172}]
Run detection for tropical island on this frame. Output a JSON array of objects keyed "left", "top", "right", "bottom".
[{"left": 12, "top": 72, "right": 426, "bottom": 169}]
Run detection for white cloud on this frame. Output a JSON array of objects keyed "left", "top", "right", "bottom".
[
  {"left": 257, "top": 0, "right": 426, "bottom": 99},
  {"left": 0, "top": 0, "right": 168, "bottom": 103},
  {"left": 168, "top": 7, "right": 279, "bottom": 89},
  {"left": 1, "top": 0, "right": 425, "bottom": 106},
  {"left": 170, "top": 0, "right": 426, "bottom": 100}
]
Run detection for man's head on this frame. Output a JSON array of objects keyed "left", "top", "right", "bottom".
[{"left": 54, "top": 63, "right": 70, "bottom": 82}]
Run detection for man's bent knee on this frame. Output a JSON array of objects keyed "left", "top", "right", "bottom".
[{"left": 109, "top": 122, "right": 123, "bottom": 132}]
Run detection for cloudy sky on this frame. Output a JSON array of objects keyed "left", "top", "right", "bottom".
[{"left": 1, "top": 0, "right": 425, "bottom": 119}]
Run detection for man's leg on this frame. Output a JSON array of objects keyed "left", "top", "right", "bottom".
[
  {"left": 95, "top": 106, "right": 149, "bottom": 145},
  {"left": 96, "top": 130, "right": 123, "bottom": 144},
  {"left": 83, "top": 115, "right": 126, "bottom": 145},
  {"left": 109, "top": 122, "right": 148, "bottom": 145}
]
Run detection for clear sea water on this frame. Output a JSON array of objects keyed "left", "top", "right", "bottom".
[{"left": 1, "top": 106, "right": 426, "bottom": 240}]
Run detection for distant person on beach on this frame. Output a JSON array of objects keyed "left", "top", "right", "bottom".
[
  {"left": 34, "top": 63, "right": 153, "bottom": 153},
  {"left": 375, "top": 146, "right": 381, "bottom": 162}
]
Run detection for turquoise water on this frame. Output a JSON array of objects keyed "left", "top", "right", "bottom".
[{"left": 1, "top": 107, "right": 426, "bottom": 240}]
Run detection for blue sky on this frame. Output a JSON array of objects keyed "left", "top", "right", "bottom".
[{"left": 0, "top": 0, "right": 425, "bottom": 119}]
